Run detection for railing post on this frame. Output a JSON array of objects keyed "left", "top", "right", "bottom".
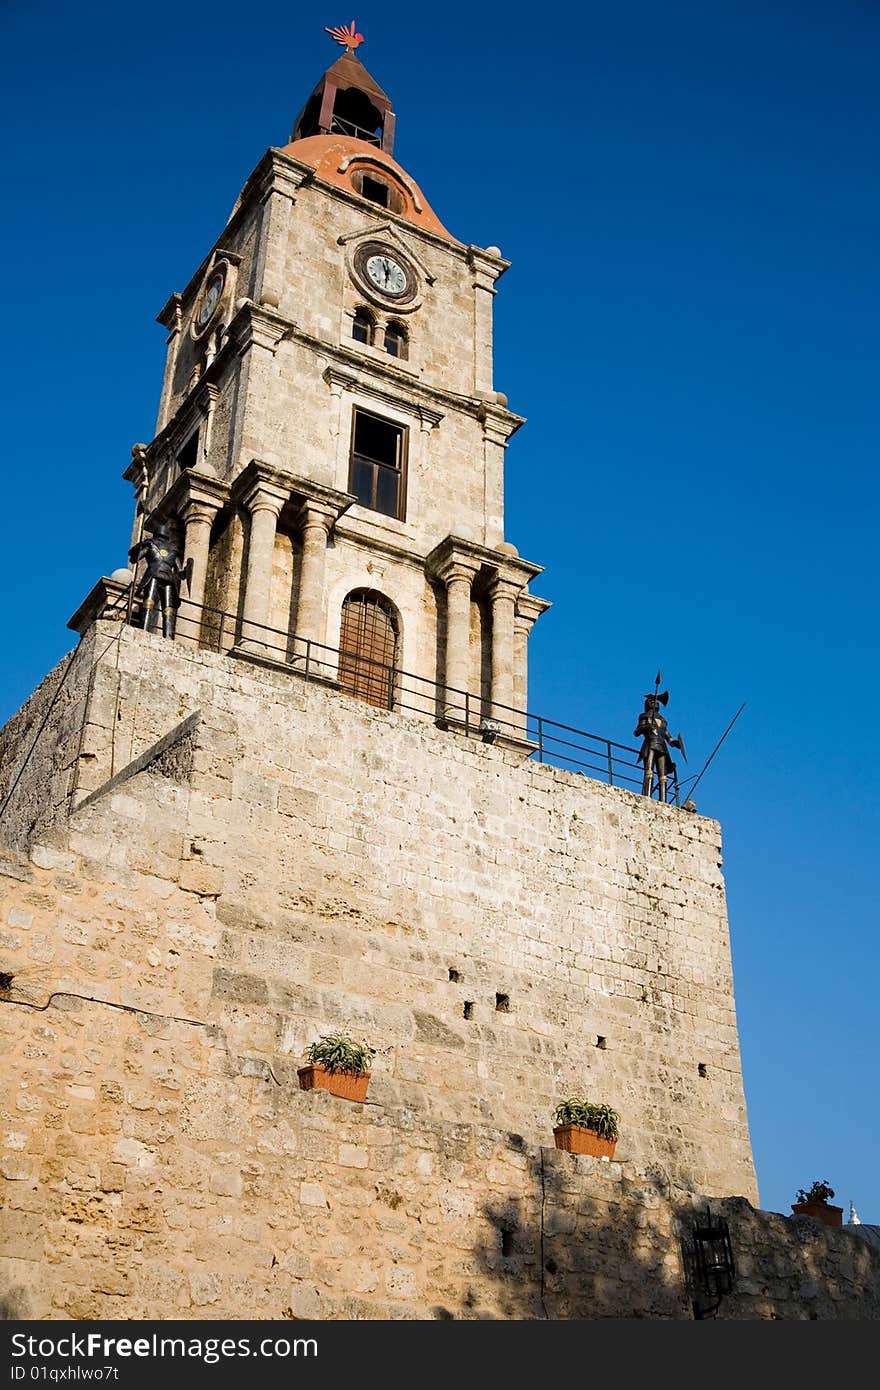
[
  {"left": 607, "top": 741, "right": 614, "bottom": 786},
  {"left": 304, "top": 639, "right": 311, "bottom": 682},
  {"left": 387, "top": 664, "right": 395, "bottom": 711},
  {"left": 537, "top": 717, "right": 544, "bottom": 763},
  {"left": 464, "top": 690, "right": 470, "bottom": 736}
]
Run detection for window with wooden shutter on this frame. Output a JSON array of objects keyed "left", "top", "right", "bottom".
[{"left": 338, "top": 590, "right": 399, "bottom": 709}]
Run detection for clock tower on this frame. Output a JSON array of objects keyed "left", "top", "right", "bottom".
[
  {"left": 0, "top": 28, "right": 774, "bottom": 1323},
  {"left": 114, "top": 38, "right": 549, "bottom": 738}
]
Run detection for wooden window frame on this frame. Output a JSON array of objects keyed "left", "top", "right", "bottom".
[
  {"left": 383, "top": 320, "right": 408, "bottom": 360},
  {"left": 348, "top": 407, "right": 408, "bottom": 522},
  {"left": 352, "top": 306, "right": 375, "bottom": 346}
]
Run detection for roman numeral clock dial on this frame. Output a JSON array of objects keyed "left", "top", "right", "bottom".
[
  {"left": 366, "top": 254, "right": 406, "bottom": 295},
  {"left": 353, "top": 242, "right": 417, "bottom": 304}
]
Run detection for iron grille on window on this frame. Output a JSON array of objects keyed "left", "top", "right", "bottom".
[{"left": 338, "top": 591, "right": 398, "bottom": 708}]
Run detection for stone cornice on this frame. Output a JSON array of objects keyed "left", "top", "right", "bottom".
[
  {"left": 159, "top": 469, "right": 230, "bottom": 521},
  {"left": 336, "top": 221, "right": 435, "bottom": 284},
  {"left": 249, "top": 148, "right": 314, "bottom": 206},
  {"left": 479, "top": 398, "right": 525, "bottom": 444},
  {"left": 231, "top": 461, "right": 355, "bottom": 525},
  {"left": 426, "top": 535, "right": 544, "bottom": 590},
  {"left": 323, "top": 366, "right": 443, "bottom": 429},
  {"left": 157, "top": 293, "right": 183, "bottom": 333},
  {"left": 225, "top": 301, "right": 288, "bottom": 356},
  {"left": 424, "top": 537, "right": 490, "bottom": 584},
  {"left": 466, "top": 245, "right": 511, "bottom": 281},
  {"left": 293, "top": 479, "right": 357, "bottom": 527},
  {"left": 515, "top": 592, "right": 552, "bottom": 626},
  {"left": 67, "top": 577, "right": 131, "bottom": 636}
]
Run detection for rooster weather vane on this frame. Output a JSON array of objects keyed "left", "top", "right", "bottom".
[{"left": 325, "top": 20, "right": 365, "bottom": 51}]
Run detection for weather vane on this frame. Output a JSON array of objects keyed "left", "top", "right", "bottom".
[{"left": 325, "top": 20, "right": 364, "bottom": 51}]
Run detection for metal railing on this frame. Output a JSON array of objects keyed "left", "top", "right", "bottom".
[
  {"left": 328, "top": 115, "right": 381, "bottom": 145},
  {"left": 120, "top": 596, "right": 679, "bottom": 803}
]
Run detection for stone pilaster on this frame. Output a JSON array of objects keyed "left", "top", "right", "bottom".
[
  {"left": 161, "top": 471, "right": 229, "bottom": 648},
  {"left": 467, "top": 246, "right": 509, "bottom": 395},
  {"left": 513, "top": 592, "right": 552, "bottom": 736},
  {"left": 426, "top": 541, "right": 481, "bottom": 727},
  {"left": 295, "top": 501, "right": 336, "bottom": 658},
  {"left": 236, "top": 472, "right": 289, "bottom": 654},
  {"left": 488, "top": 575, "right": 520, "bottom": 728}
]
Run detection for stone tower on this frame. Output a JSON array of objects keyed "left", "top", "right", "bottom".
[
  {"left": 116, "top": 46, "right": 549, "bottom": 744},
  {"left": 16, "top": 40, "right": 874, "bottom": 1324}
]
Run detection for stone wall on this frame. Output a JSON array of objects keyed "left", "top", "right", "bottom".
[
  {"left": 0, "top": 624, "right": 756, "bottom": 1193},
  {"left": 0, "top": 624, "right": 792, "bottom": 1317},
  {"left": 1, "top": 817, "right": 876, "bottom": 1321},
  {"left": 0, "top": 633, "right": 97, "bottom": 851},
  {"left": 28, "top": 623, "right": 880, "bottom": 1318}
]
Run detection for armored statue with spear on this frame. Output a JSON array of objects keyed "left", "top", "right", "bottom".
[{"left": 634, "top": 673, "right": 687, "bottom": 802}]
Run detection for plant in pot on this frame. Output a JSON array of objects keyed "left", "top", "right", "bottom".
[
  {"left": 790, "top": 1179, "right": 843, "bottom": 1228},
  {"left": 553, "top": 1099, "right": 620, "bottom": 1159},
  {"left": 297, "top": 1031, "right": 376, "bottom": 1103}
]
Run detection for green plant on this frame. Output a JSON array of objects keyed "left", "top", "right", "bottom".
[
  {"left": 305, "top": 1031, "right": 375, "bottom": 1076},
  {"left": 795, "top": 1179, "right": 834, "bottom": 1204},
  {"left": 553, "top": 1099, "right": 620, "bottom": 1141}
]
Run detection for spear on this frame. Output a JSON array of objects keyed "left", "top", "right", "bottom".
[{"left": 681, "top": 703, "right": 746, "bottom": 803}]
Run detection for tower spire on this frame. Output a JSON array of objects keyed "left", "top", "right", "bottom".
[{"left": 291, "top": 24, "right": 395, "bottom": 152}]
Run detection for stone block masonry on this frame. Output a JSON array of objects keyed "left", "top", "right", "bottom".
[{"left": 3, "top": 623, "right": 867, "bottom": 1319}]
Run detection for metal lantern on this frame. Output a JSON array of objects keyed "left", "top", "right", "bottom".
[{"left": 690, "top": 1206, "right": 736, "bottom": 1318}]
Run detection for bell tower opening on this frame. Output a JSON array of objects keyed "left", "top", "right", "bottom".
[{"left": 291, "top": 48, "right": 396, "bottom": 153}]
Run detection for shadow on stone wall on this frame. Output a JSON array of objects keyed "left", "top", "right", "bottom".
[
  {"left": 462, "top": 1139, "right": 880, "bottom": 1321},
  {"left": 461, "top": 1139, "right": 693, "bottom": 1320}
]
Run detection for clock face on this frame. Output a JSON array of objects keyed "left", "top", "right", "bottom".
[
  {"left": 365, "top": 254, "right": 408, "bottom": 296},
  {"left": 352, "top": 242, "right": 417, "bottom": 303},
  {"left": 195, "top": 269, "right": 225, "bottom": 332}
]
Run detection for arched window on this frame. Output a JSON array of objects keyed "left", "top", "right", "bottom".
[
  {"left": 384, "top": 320, "right": 408, "bottom": 359},
  {"left": 352, "top": 307, "right": 374, "bottom": 345},
  {"left": 338, "top": 590, "right": 399, "bottom": 709}
]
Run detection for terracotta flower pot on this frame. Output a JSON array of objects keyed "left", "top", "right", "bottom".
[
  {"left": 553, "top": 1124, "right": 617, "bottom": 1159},
  {"left": 297, "top": 1063, "right": 370, "bottom": 1102},
  {"left": 790, "top": 1200, "right": 843, "bottom": 1228}
]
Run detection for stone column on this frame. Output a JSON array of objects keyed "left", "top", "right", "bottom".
[
  {"left": 295, "top": 501, "right": 337, "bottom": 663},
  {"left": 440, "top": 563, "right": 478, "bottom": 726},
  {"left": 513, "top": 614, "right": 531, "bottom": 739},
  {"left": 489, "top": 577, "right": 519, "bottom": 729},
  {"left": 157, "top": 469, "right": 229, "bottom": 650},
  {"left": 512, "top": 594, "right": 551, "bottom": 737},
  {"left": 177, "top": 500, "right": 218, "bottom": 647},
  {"left": 240, "top": 482, "right": 288, "bottom": 653}
]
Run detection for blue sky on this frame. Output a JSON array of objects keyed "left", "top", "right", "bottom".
[{"left": 2, "top": 1, "right": 878, "bottom": 1223}]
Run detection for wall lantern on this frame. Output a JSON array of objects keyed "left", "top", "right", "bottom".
[
  {"left": 689, "top": 1206, "right": 736, "bottom": 1319},
  {"left": 479, "top": 718, "right": 500, "bottom": 745}
]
